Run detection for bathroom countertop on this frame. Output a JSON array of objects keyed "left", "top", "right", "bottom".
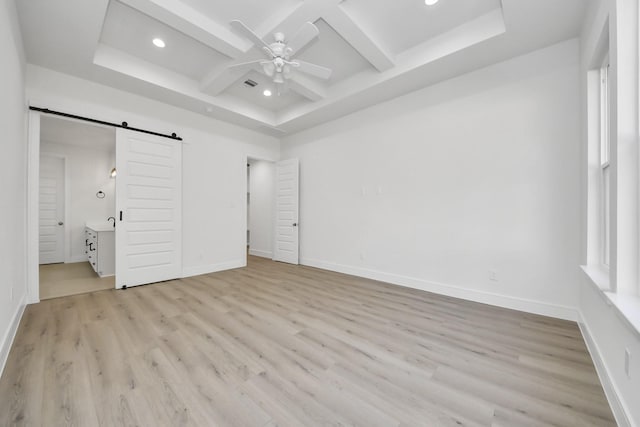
[{"left": 85, "top": 221, "right": 115, "bottom": 232}]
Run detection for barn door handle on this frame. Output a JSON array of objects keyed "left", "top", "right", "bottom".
[{"left": 119, "top": 211, "right": 123, "bottom": 221}]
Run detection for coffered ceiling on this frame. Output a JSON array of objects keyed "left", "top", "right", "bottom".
[{"left": 16, "top": 0, "right": 589, "bottom": 136}]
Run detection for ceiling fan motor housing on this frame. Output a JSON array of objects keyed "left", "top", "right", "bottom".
[{"left": 229, "top": 20, "right": 332, "bottom": 85}]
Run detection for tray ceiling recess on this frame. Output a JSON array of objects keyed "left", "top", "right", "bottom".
[{"left": 17, "top": 0, "right": 590, "bottom": 135}]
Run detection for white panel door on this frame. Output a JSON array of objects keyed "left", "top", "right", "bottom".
[
  {"left": 116, "top": 129, "right": 182, "bottom": 289},
  {"left": 273, "top": 159, "right": 299, "bottom": 264},
  {"left": 39, "top": 156, "right": 65, "bottom": 264}
]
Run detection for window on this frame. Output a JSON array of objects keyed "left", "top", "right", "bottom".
[{"left": 600, "top": 60, "right": 610, "bottom": 268}]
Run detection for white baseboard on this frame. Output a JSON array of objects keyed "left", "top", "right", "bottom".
[
  {"left": 0, "top": 293, "right": 27, "bottom": 380},
  {"left": 66, "top": 255, "right": 87, "bottom": 263},
  {"left": 248, "top": 249, "right": 273, "bottom": 259},
  {"left": 578, "top": 317, "right": 633, "bottom": 427},
  {"left": 300, "top": 258, "right": 578, "bottom": 321},
  {"left": 181, "top": 259, "right": 246, "bottom": 278}
]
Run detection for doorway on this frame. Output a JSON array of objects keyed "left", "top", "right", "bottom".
[
  {"left": 38, "top": 116, "right": 116, "bottom": 300},
  {"left": 247, "top": 158, "right": 275, "bottom": 259}
]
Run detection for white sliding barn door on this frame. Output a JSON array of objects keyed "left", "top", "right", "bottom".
[
  {"left": 273, "top": 159, "right": 299, "bottom": 264},
  {"left": 39, "top": 155, "right": 65, "bottom": 264},
  {"left": 115, "top": 129, "right": 182, "bottom": 289}
]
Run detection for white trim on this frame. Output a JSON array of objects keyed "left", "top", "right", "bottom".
[
  {"left": 243, "top": 155, "right": 248, "bottom": 268},
  {"left": 181, "top": 260, "right": 245, "bottom": 278},
  {"left": 578, "top": 317, "right": 632, "bottom": 427},
  {"left": 67, "top": 255, "right": 88, "bottom": 263},
  {"left": 64, "top": 156, "right": 71, "bottom": 263},
  {"left": 249, "top": 248, "right": 273, "bottom": 258},
  {"left": 0, "top": 294, "right": 27, "bottom": 380},
  {"left": 582, "top": 267, "right": 640, "bottom": 339},
  {"left": 300, "top": 258, "right": 579, "bottom": 321},
  {"left": 27, "top": 111, "right": 40, "bottom": 304}
]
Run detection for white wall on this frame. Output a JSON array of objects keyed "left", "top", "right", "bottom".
[
  {"left": 0, "top": 0, "right": 27, "bottom": 375},
  {"left": 578, "top": 1, "right": 640, "bottom": 426},
  {"left": 40, "top": 141, "right": 116, "bottom": 263},
  {"left": 579, "top": 277, "right": 640, "bottom": 426},
  {"left": 282, "top": 39, "right": 582, "bottom": 320},
  {"left": 248, "top": 159, "right": 275, "bottom": 258},
  {"left": 26, "top": 65, "right": 280, "bottom": 286}
]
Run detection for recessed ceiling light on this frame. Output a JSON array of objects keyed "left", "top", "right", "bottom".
[
  {"left": 425, "top": 0, "right": 439, "bottom": 5},
  {"left": 152, "top": 38, "right": 165, "bottom": 48},
  {"left": 263, "top": 89, "right": 272, "bottom": 97}
]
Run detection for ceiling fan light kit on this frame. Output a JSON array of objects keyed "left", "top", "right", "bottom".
[{"left": 228, "top": 20, "right": 333, "bottom": 92}]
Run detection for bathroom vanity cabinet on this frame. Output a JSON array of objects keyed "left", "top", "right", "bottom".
[{"left": 85, "top": 222, "right": 115, "bottom": 277}]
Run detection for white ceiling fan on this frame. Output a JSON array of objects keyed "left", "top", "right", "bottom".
[{"left": 228, "top": 20, "right": 333, "bottom": 90}]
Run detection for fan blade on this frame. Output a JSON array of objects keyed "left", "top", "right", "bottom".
[
  {"left": 227, "top": 60, "right": 265, "bottom": 73},
  {"left": 286, "top": 22, "right": 319, "bottom": 55},
  {"left": 292, "top": 60, "right": 332, "bottom": 80},
  {"left": 230, "top": 20, "right": 274, "bottom": 57}
]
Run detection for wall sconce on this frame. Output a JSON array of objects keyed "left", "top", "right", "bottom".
[{"left": 110, "top": 168, "right": 117, "bottom": 178}]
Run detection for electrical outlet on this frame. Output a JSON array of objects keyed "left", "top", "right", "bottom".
[
  {"left": 625, "top": 348, "right": 631, "bottom": 378},
  {"left": 489, "top": 270, "right": 498, "bottom": 281}
]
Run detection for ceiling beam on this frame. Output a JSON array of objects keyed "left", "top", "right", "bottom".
[
  {"left": 94, "top": 44, "right": 277, "bottom": 126},
  {"left": 199, "top": 0, "right": 331, "bottom": 94},
  {"left": 201, "top": 66, "right": 249, "bottom": 97},
  {"left": 119, "top": 0, "right": 247, "bottom": 59},
  {"left": 323, "top": 8, "right": 395, "bottom": 72}
]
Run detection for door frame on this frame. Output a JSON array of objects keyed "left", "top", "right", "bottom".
[
  {"left": 38, "top": 152, "right": 70, "bottom": 264},
  {"left": 27, "top": 107, "right": 120, "bottom": 303},
  {"left": 27, "top": 110, "right": 41, "bottom": 302},
  {"left": 245, "top": 156, "right": 277, "bottom": 263}
]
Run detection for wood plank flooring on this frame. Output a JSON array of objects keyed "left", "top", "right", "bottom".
[
  {"left": 1, "top": 256, "right": 615, "bottom": 426},
  {"left": 40, "top": 262, "right": 114, "bottom": 300}
]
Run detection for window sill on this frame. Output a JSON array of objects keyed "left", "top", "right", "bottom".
[
  {"left": 603, "top": 292, "right": 640, "bottom": 338},
  {"left": 580, "top": 264, "right": 610, "bottom": 291},
  {"left": 581, "top": 265, "right": 640, "bottom": 338}
]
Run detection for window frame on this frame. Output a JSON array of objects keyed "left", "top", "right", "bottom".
[{"left": 599, "top": 58, "right": 611, "bottom": 269}]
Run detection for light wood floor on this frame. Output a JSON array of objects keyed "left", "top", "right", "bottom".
[
  {"left": 2, "top": 256, "right": 615, "bottom": 426},
  {"left": 39, "top": 262, "right": 115, "bottom": 300}
]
